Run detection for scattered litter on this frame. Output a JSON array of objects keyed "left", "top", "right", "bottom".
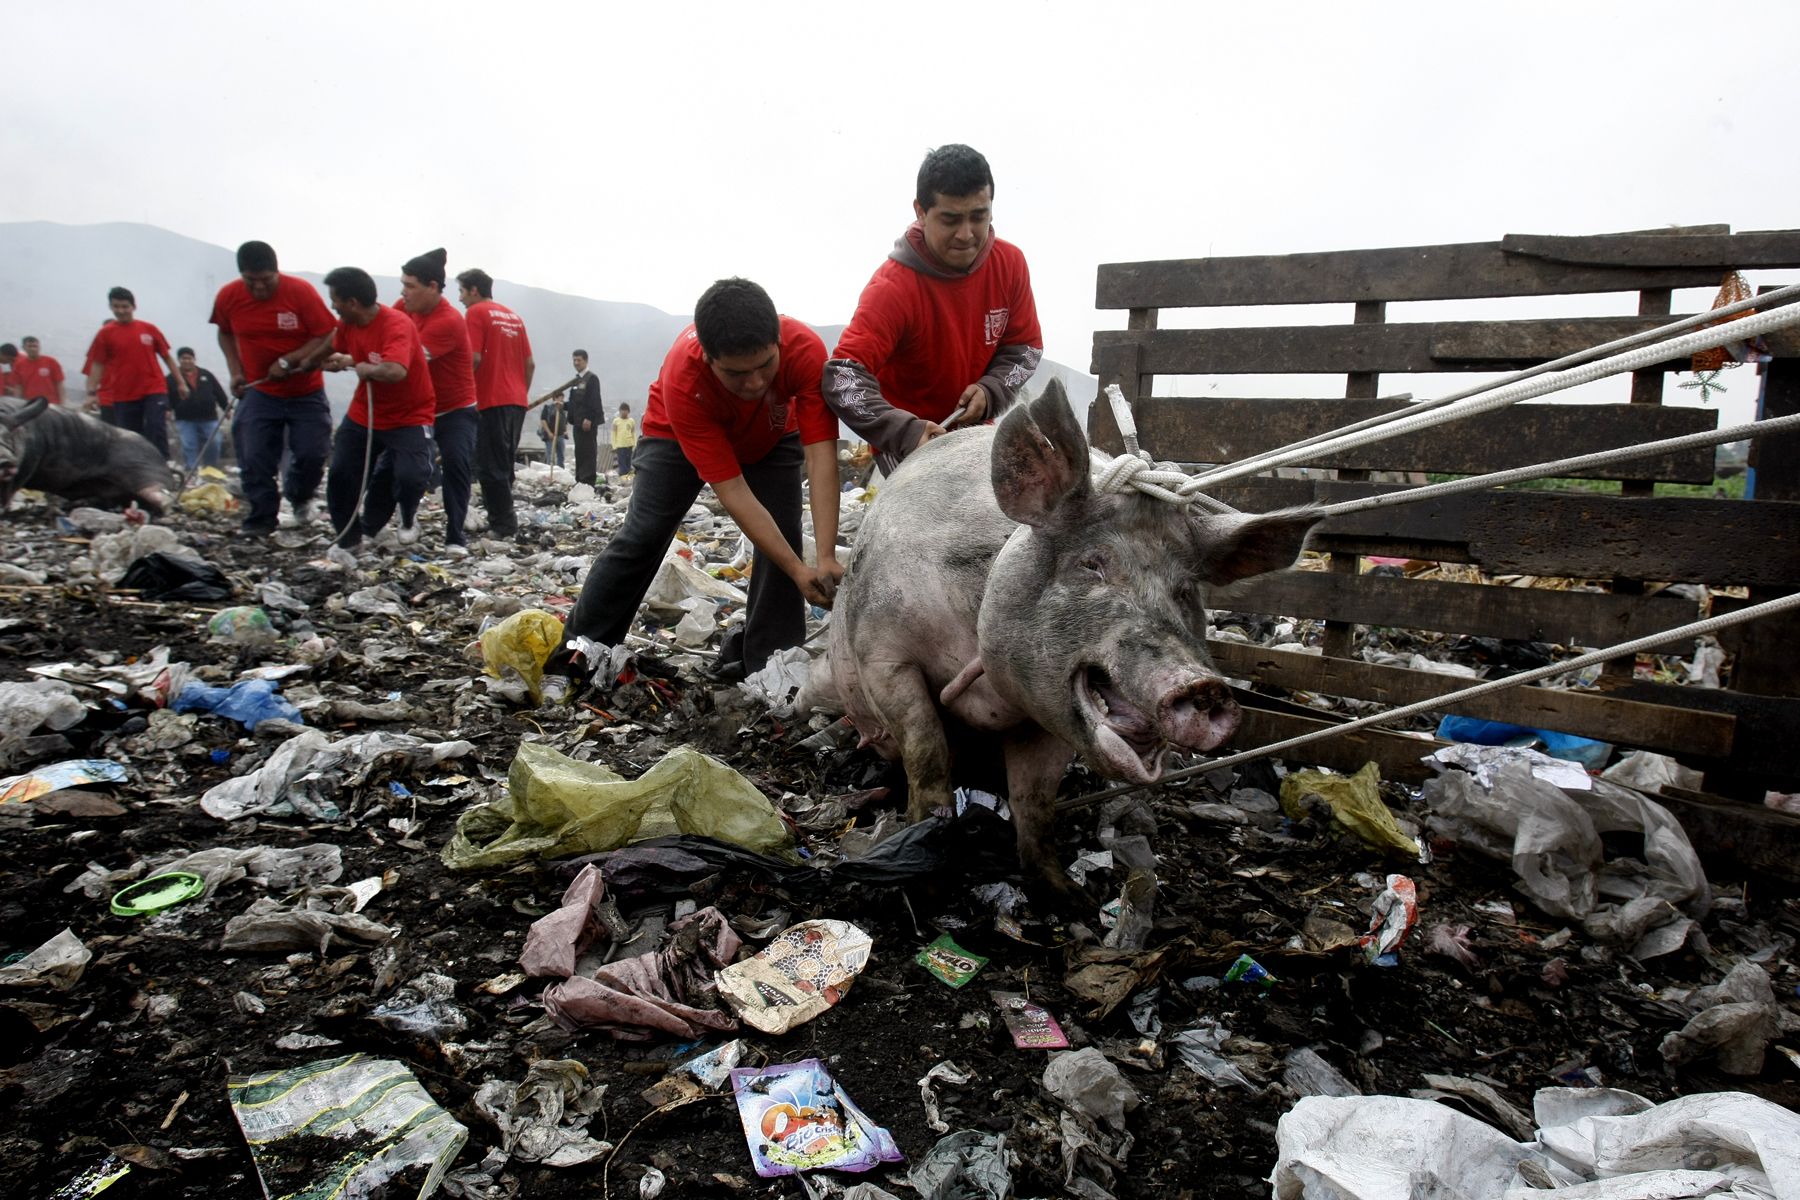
[
  {"left": 906, "top": 1130, "right": 1011, "bottom": 1200},
  {"left": 728, "top": 1058, "right": 902, "bottom": 1177},
  {"left": 1280, "top": 762, "right": 1421, "bottom": 857},
  {"left": 173, "top": 678, "right": 303, "bottom": 730},
  {"left": 472, "top": 1058, "right": 611, "bottom": 1166},
  {"left": 0, "top": 758, "right": 126, "bottom": 804},
  {"left": 1043, "top": 1046, "right": 1140, "bottom": 1131},
  {"left": 717, "top": 919, "right": 872, "bottom": 1034},
  {"left": 1359, "top": 874, "right": 1419, "bottom": 966},
  {"left": 992, "top": 990, "right": 1069, "bottom": 1049},
  {"left": 916, "top": 932, "right": 987, "bottom": 988},
  {"left": 0, "top": 928, "right": 91, "bottom": 991},
  {"left": 478, "top": 609, "right": 565, "bottom": 701},
  {"left": 1171, "top": 1020, "right": 1254, "bottom": 1089},
  {"left": 918, "top": 1059, "right": 972, "bottom": 1134}
]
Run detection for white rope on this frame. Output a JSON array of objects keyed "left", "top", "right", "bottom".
[{"left": 1058, "top": 587, "right": 1800, "bottom": 813}]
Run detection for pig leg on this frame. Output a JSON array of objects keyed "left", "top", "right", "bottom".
[
  {"left": 1004, "top": 726, "right": 1081, "bottom": 899},
  {"left": 862, "top": 662, "right": 954, "bottom": 821}
]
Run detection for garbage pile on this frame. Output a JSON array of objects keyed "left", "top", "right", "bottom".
[{"left": 0, "top": 471, "right": 1795, "bottom": 1200}]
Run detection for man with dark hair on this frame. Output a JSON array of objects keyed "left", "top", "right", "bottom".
[
  {"left": 456, "top": 267, "right": 535, "bottom": 539},
  {"left": 563, "top": 278, "right": 843, "bottom": 681},
  {"left": 824, "top": 143, "right": 1043, "bottom": 473},
  {"left": 0, "top": 343, "right": 16, "bottom": 397},
  {"left": 399, "top": 248, "right": 479, "bottom": 556},
  {"left": 14, "top": 338, "right": 65, "bottom": 405},
  {"left": 320, "top": 267, "right": 436, "bottom": 551},
  {"left": 564, "top": 349, "right": 603, "bottom": 485},
  {"left": 211, "top": 240, "right": 338, "bottom": 537},
  {"left": 167, "top": 347, "right": 232, "bottom": 471},
  {"left": 85, "top": 286, "right": 186, "bottom": 458}
]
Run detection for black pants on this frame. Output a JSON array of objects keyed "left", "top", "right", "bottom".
[
  {"left": 573, "top": 427, "right": 599, "bottom": 486},
  {"left": 236, "top": 387, "right": 331, "bottom": 529},
  {"left": 476, "top": 405, "right": 524, "bottom": 536},
  {"left": 567, "top": 434, "right": 805, "bottom": 672},
  {"left": 326, "top": 419, "right": 433, "bottom": 548},
  {"left": 106, "top": 394, "right": 171, "bottom": 460},
  {"left": 435, "top": 405, "right": 479, "bottom": 546}
]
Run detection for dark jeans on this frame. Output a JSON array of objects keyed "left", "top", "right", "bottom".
[
  {"left": 236, "top": 388, "right": 331, "bottom": 529},
  {"left": 476, "top": 404, "right": 525, "bottom": 536},
  {"left": 326, "top": 419, "right": 434, "bottom": 547},
  {"left": 106, "top": 394, "right": 170, "bottom": 460},
  {"left": 573, "top": 428, "right": 599, "bottom": 485},
  {"left": 615, "top": 445, "right": 634, "bottom": 476},
  {"left": 568, "top": 433, "right": 805, "bottom": 672},
  {"left": 435, "top": 405, "right": 479, "bottom": 546}
]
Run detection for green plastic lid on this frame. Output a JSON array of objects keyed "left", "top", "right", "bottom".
[{"left": 110, "top": 871, "right": 206, "bottom": 917}]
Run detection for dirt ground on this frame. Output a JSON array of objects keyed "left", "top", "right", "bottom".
[{"left": 0, "top": 483, "right": 1795, "bottom": 1200}]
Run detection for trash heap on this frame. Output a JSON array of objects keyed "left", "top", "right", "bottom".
[{"left": 0, "top": 471, "right": 1795, "bottom": 1200}]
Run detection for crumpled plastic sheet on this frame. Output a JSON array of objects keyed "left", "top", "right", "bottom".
[
  {"left": 478, "top": 609, "right": 564, "bottom": 700},
  {"left": 1171, "top": 1020, "right": 1255, "bottom": 1089},
  {"left": 1272, "top": 1085, "right": 1800, "bottom": 1199},
  {"left": 117, "top": 550, "right": 230, "bottom": 601},
  {"left": 219, "top": 891, "right": 395, "bottom": 955},
  {"left": 199, "top": 728, "right": 476, "bottom": 821},
  {"left": 369, "top": 972, "right": 469, "bottom": 1043},
  {"left": 1280, "top": 762, "right": 1420, "bottom": 857},
  {"left": 1601, "top": 750, "right": 1703, "bottom": 796},
  {"left": 444, "top": 742, "right": 794, "bottom": 871},
  {"left": 145, "top": 843, "right": 343, "bottom": 898},
  {"left": 173, "top": 678, "right": 303, "bottom": 730},
  {"left": 1042, "top": 1047, "right": 1140, "bottom": 1132},
  {"left": 1422, "top": 759, "right": 1710, "bottom": 944},
  {"left": 473, "top": 1058, "right": 611, "bottom": 1167},
  {"left": 741, "top": 646, "right": 814, "bottom": 711},
  {"left": 541, "top": 905, "right": 742, "bottom": 1041},
  {"left": 906, "top": 1130, "right": 1012, "bottom": 1200},
  {"left": 643, "top": 546, "right": 746, "bottom": 619},
  {"left": 521, "top": 863, "right": 609, "bottom": 979},
  {"left": 716, "top": 919, "right": 872, "bottom": 1034},
  {"left": 1658, "top": 960, "right": 1788, "bottom": 1076},
  {"left": 0, "top": 928, "right": 91, "bottom": 991},
  {"left": 0, "top": 757, "right": 126, "bottom": 804},
  {"left": 918, "top": 1061, "right": 972, "bottom": 1135},
  {"left": 0, "top": 680, "right": 87, "bottom": 740}
]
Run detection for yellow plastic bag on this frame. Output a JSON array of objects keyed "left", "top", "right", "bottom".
[
  {"left": 478, "top": 610, "right": 564, "bottom": 700},
  {"left": 1279, "top": 762, "right": 1420, "bottom": 857},
  {"left": 178, "top": 483, "right": 236, "bottom": 514},
  {"left": 443, "top": 741, "right": 796, "bottom": 871}
]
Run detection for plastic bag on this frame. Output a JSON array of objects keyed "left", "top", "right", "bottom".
[
  {"left": 116, "top": 551, "right": 230, "bottom": 601},
  {"left": 716, "top": 920, "right": 872, "bottom": 1034},
  {"left": 206, "top": 605, "right": 276, "bottom": 645},
  {"left": 172, "top": 678, "right": 302, "bottom": 730},
  {"left": 1280, "top": 762, "right": 1420, "bottom": 857},
  {"left": 1042, "top": 1047, "right": 1140, "bottom": 1131},
  {"left": 444, "top": 742, "right": 795, "bottom": 870},
  {"left": 0, "top": 680, "right": 88, "bottom": 740},
  {"left": 728, "top": 1058, "right": 902, "bottom": 1178},
  {"left": 478, "top": 609, "right": 565, "bottom": 700},
  {"left": 177, "top": 482, "right": 235, "bottom": 514},
  {"left": 198, "top": 729, "right": 475, "bottom": 821}
]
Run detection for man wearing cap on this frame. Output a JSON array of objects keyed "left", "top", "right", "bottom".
[
  {"left": 398, "top": 248, "right": 479, "bottom": 555},
  {"left": 457, "top": 268, "right": 534, "bottom": 539},
  {"left": 211, "top": 240, "right": 339, "bottom": 537}
]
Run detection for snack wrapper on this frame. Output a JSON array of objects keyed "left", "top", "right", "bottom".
[
  {"left": 1360, "top": 873, "right": 1419, "bottom": 965},
  {"left": 917, "top": 933, "right": 987, "bottom": 988},
  {"left": 729, "top": 1058, "right": 902, "bottom": 1178},
  {"left": 717, "top": 920, "right": 871, "bottom": 1034},
  {"left": 991, "top": 990, "right": 1068, "bottom": 1049}
]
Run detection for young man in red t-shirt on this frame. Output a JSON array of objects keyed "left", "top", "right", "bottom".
[
  {"left": 319, "top": 267, "right": 437, "bottom": 552},
  {"left": 398, "top": 248, "right": 479, "bottom": 555},
  {"left": 563, "top": 278, "right": 843, "bottom": 680},
  {"left": 824, "top": 143, "right": 1043, "bottom": 474},
  {"left": 14, "top": 338, "right": 65, "bottom": 405},
  {"left": 84, "top": 286, "right": 187, "bottom": 460},
  {"left": 456, "top": 268, "right": 535, "bottom": 540},
  {"left": 211, "top": 241, "right": 339, "bottom": 537}
]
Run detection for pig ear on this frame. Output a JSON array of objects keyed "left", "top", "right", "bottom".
[
  {"left": 1, "top": 397, "right": 49, "bottom": 429},
  {"left": 1189, "top": 508, "right": 1322, "bottom": 585},
  {"left": 990, "top": 378, "right": 1091, "bottom": 527}
]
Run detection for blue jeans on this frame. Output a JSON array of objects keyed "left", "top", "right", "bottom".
[
  {"left": 327, "top": 419, "right": 434, "bottom": 547},
  {"left": 177, "top": 418, "right": 222, "bottom": 471},
  {"left": 236, "top": 388, "right": 331, "bottom": 529},
  {"left": 434, "top": 405, "right": 479, "bottom": 546}
]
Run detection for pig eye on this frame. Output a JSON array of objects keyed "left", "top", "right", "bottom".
[{"left": 1078, "top": 551, "right": 1110, "bottom": 582}]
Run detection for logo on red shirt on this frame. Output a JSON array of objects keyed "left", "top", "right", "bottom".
[
  {"left": 139, "top": 333, "right": 154, "bottom": 346},
  {"left": 277, "top": 312, "right": 299, "bottom": 331},
  {"left": 984, "top": 309, "right": 1009, "bottom": 345}
]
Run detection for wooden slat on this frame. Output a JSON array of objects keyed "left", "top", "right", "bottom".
[
  {"left": 1584, "top": 680, "right": 1800, "bottom": 785},
  {"left": 1090, "top": 316, "right": 1800, "bottom": 377},
  {"left": 1209, "top": 571, "right": 1699, "bottom": 648},
  {"left": 1209, "top": 640, "right": 1736, "bottom": 758},
  {"left": 1203, "top": 480, "right": 1800, "bottom": 588},
  {"left": 1135, "top": 397, "right": 1716, "bottom": 480},
  {"left": 1229, "top": 703, "right": 1444, "bottom": 784},
  {"left": 1501, "top": 230, "right": 1800, "bottom": 269},
  {"left": 1093, "top": 226, "right": 1800, "bottom": 309},
  {"left": 1655, "top": 788, "right": 1800, "bottom": 884}
]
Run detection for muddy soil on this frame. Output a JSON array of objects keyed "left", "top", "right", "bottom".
[{"left": 0, "top": 494, "right": 1794, "bottom": 1200}]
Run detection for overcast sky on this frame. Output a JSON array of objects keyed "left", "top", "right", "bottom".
[{"left": 4, "top": 2, "right": 1796, "bottom": 423}]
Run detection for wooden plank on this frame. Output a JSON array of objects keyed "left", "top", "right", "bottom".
[
  {"left": 1203, "top": 480, "right": 1800, "bottom": 588},
  {"left": 1501, "top": 230, "right": 1800, "bottom": 270},
  {"left": 1092, "top": 226, "right": 1800, "bottom": 309},
  {"left": 1090, "top": 316, "right": 1800, "bottom": 377},
  {"left": 1210, "top": 640, "right": 1737, "bottom": 758},
  {"left": 1134, "top": 397, "right": 1716, "bottom": 481},
  {"left": 1228, "top": 703, "right": 1444, "bottom": 784},
  {"left": 1209, "top": 570, "right": 1700, "bottom": 648},
  {"left": 1588, "top": 679, "right": 1800, "bottom": 785},
  {"left": 1654, "top": 787, "right": 1800, "bottom": 884}
]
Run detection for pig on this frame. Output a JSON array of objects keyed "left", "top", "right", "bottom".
[
  {"left": 0, "top": 397, "right": 176, "bottom": 515},
  {"left": 819, "top": 379, "right": 1319, "bottom": 895}
]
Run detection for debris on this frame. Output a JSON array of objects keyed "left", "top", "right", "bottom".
[
  {"left": 0, "top": 928, "right": 91, "bottom": 991},
  {"left": 717, "top": 919, "right": 872, "bottom": 1034},
  {"left": 1658, "top": 960, "right": 1785, "bottom": 1076},
  {"left": 1279, "top": 762, "right": 1421, "bottom": 857},
  {"left": 109, "top": 871, "right": 205, "bottom": 917},
  {"left": 218, "top": 891, "right": 395, "bottom": 954},
  {"left": 1043, "top": 1046, "right": 1140, "bottom": 1132},
  {"left": 906, "top": 1130, "right": 1011, "bottom": 1200},
  {"left": 206, "top": 605, "right": 277, "bottom": 646},
  {"left": 1170, "top": 1020, "right": 1254, "bottom": 1089},
  {"left": 199, "top": 728, "right": 476, "bottom": 821},
  {"left": 916, "top": 933, "right": 987, "bottom": 988},
  {"left": 478, "top": 609, "right": 565, "bottom": 701},
  {"left": 1358, "top": 874, "right": 1419, "bottom": 966},
  {"left": 918, "top": 1060, "right": 971, "bottom": 1134},
  {"left": 473, "top": 1058, "right": 611, "bottom": 1166},
  {"left": 1435, "top": 714, "right": 1612, "bottom": 771},
  {"left": 541, "top": 904, "right": 741, "bottom": 1040},
  {"left": 728, "top": 1058, "right": 902, "bottom": 1177},
  {"left": 992, "top": 990, "right": 1069, "bottom": 1049},
  {"left": 0, "top": 758, "right": 126, "bottom": 804},
  {"left": 173, "top": 678, "right": 303, "bottom": 730}
]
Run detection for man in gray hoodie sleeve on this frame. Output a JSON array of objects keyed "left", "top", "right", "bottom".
[{"left": 823, "top": 144, "right": 1043, "bottom": 475}]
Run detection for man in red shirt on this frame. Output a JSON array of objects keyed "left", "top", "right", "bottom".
[
  {"left": 824, "top": 144, "right": 1043, "bottom": 474},
  {"left": 399, "top": 248, "right": 479, "bottom": 555},
  {"left": 85, "top": 286, "right": 187, "bottom": 460},
  {"left": 319, "top": 267, "right": 437, "bottom": 552},
  {"left": 562, "top": 278, "right": 842, "bottom": 682},
  {"left": 0, "top": 343, "right": 17, "bottom": 398},
  {"left": 211, "top": 241, "right": 339, "bottom": 537},
  {"left": 457, "top": 268, "right": 535, "bottom": 539},
  {"left": 13, "top": 338, "right": 65, "bottom": 405}
]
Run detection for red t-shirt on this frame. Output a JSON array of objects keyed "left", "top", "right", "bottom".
[
  {"left": 209, "top": 275, "right": 337, "bottom": 398},
  {"left": 465, "top": 300, "right": 533, "bottom": 409},
  {"left": 832, "top": 236, "right": 1042, "bottom": 424},
  {"left": 86, "top": 319, "right": 172, "bottom": 404},
  {"left": 396, "top": 298, "right": 477, "bottom": 414},
  {"left": 332, "top": 307, "right": 436, "bottom": 430},
  {"left": 640, "top": 316, "right": 837, "bottom": 483},
  {"left": 14, "top": 355, "right": 64, "bottom": 402}
]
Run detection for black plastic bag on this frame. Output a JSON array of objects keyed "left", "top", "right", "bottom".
[{"left": 117, "top": 552, "right": 232, "bottom": 602}]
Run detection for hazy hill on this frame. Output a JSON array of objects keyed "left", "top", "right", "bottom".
[{"left": 0, "top": 221, "right": 1097, "bottom": 442}]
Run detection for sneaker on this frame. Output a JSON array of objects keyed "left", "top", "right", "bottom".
[
  {"left": 293, "top": 499, "right": 320, "bottom": 525},
  {"left": 397, "top": 520, "right": 422, "bottom": 546},
  {"left": 443, "top": 541, "right": 470, "bottom": 559}
]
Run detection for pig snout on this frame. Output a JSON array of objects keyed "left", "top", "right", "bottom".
[
  {"left": 1159, "top": 675, "right": 1240, "bottom": 752},
  {"left": 1079, "top": 666, "right": 1242, "bottom": 782}
]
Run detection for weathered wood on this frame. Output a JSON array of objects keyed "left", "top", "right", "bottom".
[
  {"left": 1655, "top": 787, "right": 1800, "bottom": 884},
  {"left": 1501, "top": 230, "right": 1800, "bottom": 270},
  {"left": 1210, "top": 570, "right": 1699, "bottom": 648},
  {"left": 1204, "top": 480, "right": 1800, "bottom": 588},
  {"left": 1229, "top": 702, "right": 1444, "bottom": 784},
  {"left": 1588, "top": 679, "right": 1800, "bottom": 786},
  {"left": 1093, "top": 227, "right": 1800, "bottom": 310},
  {"left": 1210, "top": 640, "right": 1737, "bottom": 758},
  {"left": 1133, "top": 397, "right": 1716, "bottom": 480},
  {"left": 1090, "top": 317, "right": 1800, "bottom": 377}
]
